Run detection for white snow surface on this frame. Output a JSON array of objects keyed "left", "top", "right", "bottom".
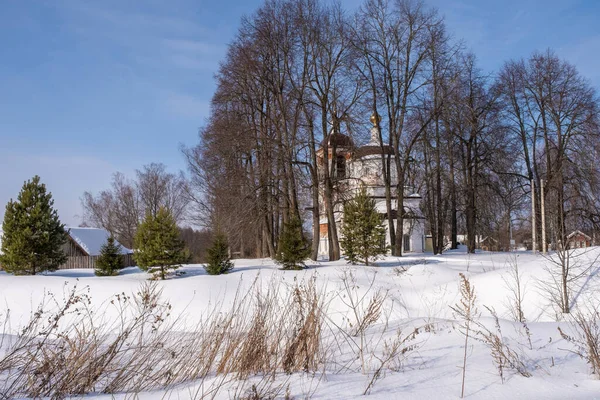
[
  {"left": 1, "top": 247, "right": 600, "bottom": 399},
  {"left": 66, "top": 227, "right": 131, "bottom": 256}
]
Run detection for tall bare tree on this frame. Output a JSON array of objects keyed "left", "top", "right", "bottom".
[
  {"left": 81, "top": 164, "right": 189, "bottom": 248},
  {"left": 351, "top": 0, "right": 444, "bottom": 255},
  {"left": 497, "top": 50, "right": 600, "bottom": 251}
]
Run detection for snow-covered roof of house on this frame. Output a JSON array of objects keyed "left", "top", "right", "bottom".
[
  {"left": 481, "top": 236, "right": 498, "bottom": 243},
  {"left": 67, "top": 227, "right": 132, "bottom": 256},
  {"left": 567, "top": 230, "right": 591, "bottom": 240}
]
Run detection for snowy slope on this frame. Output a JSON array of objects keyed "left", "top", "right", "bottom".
[{"left": 1, "top": 248, "right": 600, "bottom": 399}]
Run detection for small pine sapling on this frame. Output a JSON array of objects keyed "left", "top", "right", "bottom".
[
  {"left": 340, "top": 186, "right": 386, "bottom": 266},
  {"left": 204, "top": 233, "right": 234, "bottom": 275},
  {"left": 134, "top": 208, "right": 190, "bottom": 280},
  {"left": 95, "top": 236, "right": 123, "bottom": 276},
  {"left": 275, "top": 215, "right": 310, "bottom": 270}
]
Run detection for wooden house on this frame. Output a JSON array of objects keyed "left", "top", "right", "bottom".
[
  {"left": 479, "top": 236, "right": 499, "bottom": 252},
  {"left": 61, "top": 227, "right": 134, "bottom": 269},
  {"left": 566, "top": 230, "right": 592, "bottom": 249}
]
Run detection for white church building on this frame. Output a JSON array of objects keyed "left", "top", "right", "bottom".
[{"left": 317, "top": 114, "right": 425, "bottom": 257}]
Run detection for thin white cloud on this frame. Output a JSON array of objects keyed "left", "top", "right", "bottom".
[
  {"left": 163, "top": 92, "right": 210, "bottom": 119},
  {"left": 51, "top": 0, "right": 223, "bottom": 119},
  {"left": 55, "top": 0, "right": 208, "bottom": 39},
  {"left": 161, "top": 38, "right": 223, "bottom": 54},
  {"left": 160, "top": 38, "right": 225, "bottom": 70},
  {"left": 54, "top": 1, "right": 224, "bottom": 64}
]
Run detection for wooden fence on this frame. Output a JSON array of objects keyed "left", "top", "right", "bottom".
[{"left": 59, "top": 254, "right": 135, "bottom": 270}]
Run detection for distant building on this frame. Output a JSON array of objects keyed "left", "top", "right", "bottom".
[
  {"left": 479, "top": 236, "right": 499, "bottom": 252},
  {"left": 566, "top": 230, "right": 592, "bottom": 249},
  {"left": 316, "top": 113, "right": 425, "bottom": 258},
  {"left": 1, "top": 227, "right": 134, "bottom": 270},
  {"left": 61, "top": 227, "right": 134, "bottom": 269}
]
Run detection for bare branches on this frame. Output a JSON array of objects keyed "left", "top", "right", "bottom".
[
  {"left": 81, "top": 165, "right": 190, "bottom": 249},
  {"left": 539, "top": 247, "right": 600, "bottom": 316}
]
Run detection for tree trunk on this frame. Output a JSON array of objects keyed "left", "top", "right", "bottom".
[
  {"left": 321, "top": 113, "right": 340, "bottom": 261},
  {"left": 394, "top": 177, "right": 405, "bottom": 257},
  {"left": 449, "top": 148, "right": 458, "bottom": 250}
]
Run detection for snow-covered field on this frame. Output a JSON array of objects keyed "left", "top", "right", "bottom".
[{"left": 1, "top": 247, "right": 600, "bottom": 399}]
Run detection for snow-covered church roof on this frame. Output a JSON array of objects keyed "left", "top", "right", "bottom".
[{"left": 67, "top": 227, "right": 132, "bottom": 256}]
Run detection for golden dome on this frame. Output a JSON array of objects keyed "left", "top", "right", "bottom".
[{"left": 370, "top": 112, "right": 381, "bottom": 127}]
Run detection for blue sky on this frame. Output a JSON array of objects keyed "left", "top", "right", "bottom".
[{"left": 1, "top": 0, "right": 599, "bottom": 226}]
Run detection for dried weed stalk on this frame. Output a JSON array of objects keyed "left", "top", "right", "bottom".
[
  {"left": 476, "top": 306, "right": 532, "bottom": 381},
  {"left": 450, "top": 273, "right": 479, "bottom": 399},
  {"left": 558, "top": 305, "right": 600, "bottom": 377}
]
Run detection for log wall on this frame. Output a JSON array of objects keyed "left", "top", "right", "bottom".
[{"left": 59, "top": 253, "right": 135, "bottom": 270}]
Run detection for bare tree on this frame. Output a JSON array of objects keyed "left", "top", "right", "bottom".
[
  {"left": 417, "top": 16, "right": 462, "bottom": 254},
  {"left": 81, "top": 165, "right": 189, "bottom": 248},
  {"left": 496, "top": 50, "right": 600, "bottom": 250},
  {"left": 81, "top": 173, "right": 140, "bottom": 248},
  {"left": 182, "top": 1, "right": 600, "bottom": 264},
  {"left": 136, "top": 163, "right": 189, "bottom": 222},
  {"left": 306, "top": 1, "right": 360, "bottom": 261},
  {"left": 352, "top": 0, "right": 445, "bottom": 255},
  {"left": 445, "top": 54, "right": 502, "bottom": 253},
  {"left": 540, "top": 247, "right": 600, "bottom": 315}
]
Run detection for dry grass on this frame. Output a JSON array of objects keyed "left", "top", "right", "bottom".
[
  {"left": 476, "top": 306, "right": 532, "bottom": 381},
  {"left": 502, "top": 255, "right": 526, "bottom": 323},
  {"left": 0, "top": 275, "right": 328, "bottom": 399},
  {"left": 338, "top": 270, "right": 387, "bottom": 338},
  {"left": 363, "top": 327, "right": 420, "bottom": 395},
  {"left": 330, "top": 269, "right": 422, "bottom": 395},
  {"left": 451, "top": 274, "right": 531, "bottom": 391},
  {"left": 450, "top": 273, "right": 479, "bottom": 399},
  {"left": 558, "top": 305, "right": 600, "bottom": 378},
  {"left": 0, "top": 269, "right": 431, "bottom": 399}
]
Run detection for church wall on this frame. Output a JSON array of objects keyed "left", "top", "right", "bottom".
[
  {"left": 318, "top": 215, "right": 425, "bottom": 257},
  {"left": 384, "top": 218, "right": 424, "bottom": 253},
  {"left": 348, "top": 156, "right": 398, "bottom": 187},
  {"left": 315, "top": 120, "right": 424, "bottom": 259}
]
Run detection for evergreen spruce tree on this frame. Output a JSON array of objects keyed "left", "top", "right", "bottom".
[
  {"left": 95, "top": 236, "right": 123, "bottom": 276},
  {"left": 204, "top": 233, "right": 234, "bottom": 275},
  {"left": 340, "top": 186, "right": 386, "bottom": 266},
  {"left": 134, "top": 208, "right": 189, "bottom": 280},
  {"left": 0, "top": 176, "right": 67, "bottom": 274},
  {"left": 275, "top": 215, "right": 310, "bottom": 270}
]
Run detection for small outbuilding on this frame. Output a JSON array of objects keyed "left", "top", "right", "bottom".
[
  {"left": 479, "top": 236, "right": 499, "bottom": 252},
  {"left": 61, "top": 227, "right": 134, "bottom": 269},
  {"left": 566, "top": 230, "right": 592, "bottom": 249}
]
